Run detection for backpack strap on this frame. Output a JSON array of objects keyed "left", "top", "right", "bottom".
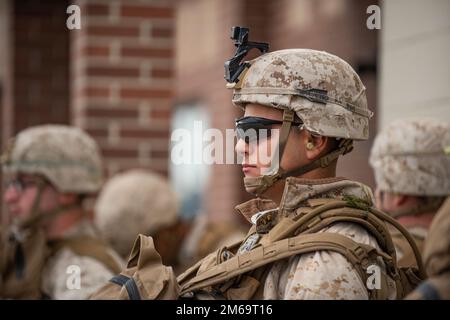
[
  {"left": 179, "top": 198, "right": 426, "bottom": 299},
  {"left": 177, "top": 238, "right": 243, "bottom": 285},
  {"left": 179, "top": 232, "right": 391, "bottom": 299},
  {"left": 49, "top": 236, "right": 122, "bottom": 274},
  {"left": 109, "top": 274, "right": 141, "bottom": 300},
  {"left": 273, "top": 197, "right": 425, "bottom": 277},
  {"left": 390, "top": 228, "right": 425, "bottom": 268}
]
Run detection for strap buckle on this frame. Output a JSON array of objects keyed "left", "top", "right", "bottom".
[{"left": 282, "top": 110, "right": 294, "bottom": 122}]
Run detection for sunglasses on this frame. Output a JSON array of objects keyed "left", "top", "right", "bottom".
[
  {"left": 235, "top": 116, "right": 302, "bottom": 143},
  {"left": 3, "top": 176, "right": 42, "bottom": 194}
]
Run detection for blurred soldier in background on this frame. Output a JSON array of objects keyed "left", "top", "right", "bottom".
[
  {"left": 95, "top": 169, "right": 246, "bottom": 274},
  {"left": 178, "top": 212, "right": 246, "bottom": 268},
  {"left": 0, "top": 125, "right": 123, "bottom": 299},
  {"left": 94, "top": 169, "right": 189, "bottom": 274},
  {"left": 370, "top": 118, "right": 450, "bottom": 266},
  {"left": 406, "top": 196, "right": 450, "bottom": 299}
]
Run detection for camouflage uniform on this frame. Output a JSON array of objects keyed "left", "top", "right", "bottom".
[
  {"left": 41, "top": 220, "right": 123, "bottom": 299},
  {"left": 235, "top": 178, "right": 396, "bottom": 299},
  {"left": 370, "top": 119, "right": 450, "bottom": 262},
  {"left": 1, "top": 125, "right": 123, "bottom": 299}
]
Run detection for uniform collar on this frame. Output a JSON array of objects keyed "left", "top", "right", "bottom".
[{"left": 235, "top": 177, "right": 375, "bottom": 234}]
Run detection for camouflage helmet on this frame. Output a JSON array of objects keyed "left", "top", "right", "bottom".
[
  {"left": 232, "top": 49, "right": 373, "bottom": 140},
  {"left": 370, "top": 118, "right": 450, "bottom": 196},
  {"left": 229, "top": 49, "right": 371, "bottom": 195},
  {"left": 2, "top": 125, "right": 102, "bottom": 194},
  {"left": 94, "top": 169, "right": 180, "bottom": 257}
]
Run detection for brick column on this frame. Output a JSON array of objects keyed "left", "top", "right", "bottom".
[
  {"left": 10, "top": 0, "right": 71, "bottom": 133},
  {"left": 71, "top": 0, "right": 175, "bottom": 177}
]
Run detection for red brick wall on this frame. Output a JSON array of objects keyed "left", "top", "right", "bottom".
[
  {"left": 12, "top": 0, "right": 70, "bottom": 133},
  {"left": 71, "top": 0, "right": 175, "bottom": 177}
]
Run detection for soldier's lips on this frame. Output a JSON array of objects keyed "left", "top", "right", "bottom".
[{"left": 242, "top": 164, "right": 258, "bottom": 174}]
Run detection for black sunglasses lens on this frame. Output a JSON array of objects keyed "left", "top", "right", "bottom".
[
  {"left": 235, "top": 117, "right": 285, "bottom": 144},
  {"left": 236, "top": 125, "right": 272, "bottom": 143}
]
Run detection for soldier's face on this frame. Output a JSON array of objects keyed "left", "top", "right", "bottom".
[
  {"left": 3, "top": 173, "right": 60, "bottom": 222},
  {"left": 235, "top": 104, "right": 308, "bottom": 194}
]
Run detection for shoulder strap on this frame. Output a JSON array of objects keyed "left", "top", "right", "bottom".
[
  {"left": 179, "top": 232, "right": 389, "bottom": 299},
  {"left": 49, "top": 236, "right": 122, "bottom": 274},
  {"left": 390, "top": 229, "right": 425, "bottom": 268},
  {"left": 177, "top": 238, "right": 243, "bottom": 285},
  {"left": 273, "top": 197, "right": 425, "bottom": 277},
  {"left": 180, "top": 198, "right": 426, "bottom": 299},
  {"left": 109, "top": 274, "right": 141, "bottom": 300}
]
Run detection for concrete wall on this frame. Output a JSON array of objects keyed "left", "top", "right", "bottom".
[{"left": 379, "top": 0, "right": 450, "bottom": 129}]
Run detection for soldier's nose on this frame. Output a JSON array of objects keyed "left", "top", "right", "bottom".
[{"left": 235, "top": 138, "right": 249, "bottom": 156}]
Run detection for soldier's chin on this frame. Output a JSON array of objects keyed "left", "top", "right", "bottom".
[{"left": 244, "top": 185, "right": 259, "bottom": 195}]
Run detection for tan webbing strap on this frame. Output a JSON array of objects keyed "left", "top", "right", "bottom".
[
  {"left": 180, "top": 232, "right": 383, "bottom": 296},
  {"left": 242, "top": 110, "right": 295, "bottom": 195},
  {"left": 368, "top": 206, "right": 425, "bottom": 278},
  {"left": 291, "top": 207, "right": 396, "bottom": 255},
  {"left": 49, "top": 236, "right": 122, "bottom": 274},
  {"left": 281, "top": 144, "right": 348, "bottom": 180},
  {"left": 177, "top": 238, "right": 243, "bottom": 285},
  {"left": 270, "top": 199, "right": 410, "bottom": 267},
  {"left": 391, "top": 229, "right": 425, "bottom": 268},
  {"left": 277, "top": 110, "right": 295, "bottom": 164},
  {"left": 269, "top": 200, "right": 366, "bottom": 242},
  {"left": 19, "top": 202, "right": 81, "bottom": 232}
]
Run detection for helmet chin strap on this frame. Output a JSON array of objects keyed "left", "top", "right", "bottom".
[
  {"left": 12, "top": 179, "right": 81, "bottom": 238},
  {"left": 8, "top": 179, "right": 80, "bottom": 281},
  {"left": 243, "top": 109, "right": 353, "bottom": 197}
]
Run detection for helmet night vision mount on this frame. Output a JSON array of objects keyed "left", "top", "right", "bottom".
[{"left": 224, "top": 26, "right": 269, "bottom": 85}]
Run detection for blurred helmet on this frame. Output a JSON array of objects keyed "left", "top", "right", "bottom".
[
  {"left": 94, "top": 169, "right": 179, "bottom": 257},
  {"left": 370, "top": 118, "right": 450, "bottom": 196},
  {"left": 232, "top": 49, "right": 372, "bottom": 140},
  {"left": 2, "top": 125, "right": 102, "bottom": 194}
]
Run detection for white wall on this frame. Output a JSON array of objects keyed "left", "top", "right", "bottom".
[{"left": 379, "top": 0, "right": 450, "bottom": 129}]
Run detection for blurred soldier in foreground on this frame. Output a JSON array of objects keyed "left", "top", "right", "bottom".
[
  {"left": 0, "top": 125, "right": 123, "bottom": 299},
  {"left": 91, "top": 28, "right": 423, "bottom": 300},
  {"left": 370, "top": 119, "right": 450, "bottom": 266},
  {"left": 406, "top": 196, "right": 450, "bottom": 299}
]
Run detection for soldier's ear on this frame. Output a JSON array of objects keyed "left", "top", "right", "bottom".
[{"left": 303, "top": 132, "right": 328, "bottom": 160}]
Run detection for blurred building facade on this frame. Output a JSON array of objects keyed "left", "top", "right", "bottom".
[
  {"left": 379, "top": 0, "right": 450, "bottom": 129},
  {"left": 13, "top": 0, "right": 450, "bottom": 225}
]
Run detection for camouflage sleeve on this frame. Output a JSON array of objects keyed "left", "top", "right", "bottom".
[
  {"left": 41, "top": 248, "right": 115, "bottom": 300},
  {"left": 263, "top": 222, "right": 396, "bottom": 300}
]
